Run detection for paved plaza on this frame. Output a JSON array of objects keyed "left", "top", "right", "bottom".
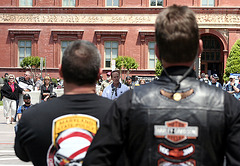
[{"left": 0, "top": 106, "right": 33, "bottom": 166}]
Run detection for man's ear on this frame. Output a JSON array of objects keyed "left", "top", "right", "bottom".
[{"left": 59, "top": 64, "right": 63, "bottom": 78}]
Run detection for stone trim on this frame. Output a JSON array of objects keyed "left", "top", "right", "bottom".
[
  {"left": 95, "top": 30, "right": 128, "bottom": 42},
  {"left": 0, "top": 13, "right": 239, "bottom": 28},
  {"left": 51, "top": 30, "right": 84, "bottom": 41},
  {"left": 9, "top": 29, "right": 41, "bottom": 41}
]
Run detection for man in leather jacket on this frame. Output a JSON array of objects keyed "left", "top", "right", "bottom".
[{"left": 83, "top": 5, "right": 240, "bottom": 166}]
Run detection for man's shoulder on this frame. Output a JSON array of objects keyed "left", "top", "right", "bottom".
[{"left": 96, "top": 95, "right": 113, "bottom": 105}]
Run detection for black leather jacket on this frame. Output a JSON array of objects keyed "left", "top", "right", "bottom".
[{"left": 83, "top": 68, "right": 240, "bottom": 166}]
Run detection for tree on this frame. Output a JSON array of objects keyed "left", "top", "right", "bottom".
[
  {"left": 123, "top": 56, "right": 139, "bottom": 76},
  {"left": 20, "top": 56, "right": 45, "bottom": 81},
  {"left": 115, "top": 56, "right": 139, "bottom": 80},
  {"left": 155, "top": 60, "right": 163, "bottom": 77},
  {"left": 223, "top": 39, "right": 240, "bottom": 82}
]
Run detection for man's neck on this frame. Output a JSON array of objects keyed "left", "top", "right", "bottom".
[
  {"left": 113, "top": 82, "right": 120, "bottom": 88},
  {"left": 162, "top": 60, "right": 194, "bottom": 68},
  {"left": 64, "top": 82, "right": 96, "bottom": 95}
]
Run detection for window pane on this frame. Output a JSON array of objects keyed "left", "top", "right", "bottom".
[
  {"left": 202, "top": 0, "right": 207, "bottom": 6},
  {"left": 61, "top": 41, "right": 68, "bottom": 47},
  {"left": 113, "top": 0, "right": 119, "bottom": 6},
  {"left": 26, "top": 41, "right": 31, "bottom": 47},
  {"left": 157, "top": 0, "right": 163, "bottom": 6},
  {"left": 19, "top": 48, "right": 25, "bottom": 57},
  {"left": 105, "top": 42, "right": 111, "bottom": 48},
  {"left": 149, "top": 42, "right": 155, "bottom": 49},
  {"left": 112, "top": 49, "right": 118, "bottom": 59},
  {"left": 201, "top": 52, "right": 205, "bottom": 60},
  {"left": 149, "top": 50, "right": 155, "bottom": 59},
  {"left": 19, "top": 41, "right": 25, "bottom": 47},
  {"left": 20, "top": 0, "right": 32, "bottom": 6},
  {"left": 150, "top": 0, "right": 156, "bottom": 6},
  {"left": 27, "top": 0, "right": 33, "bottom": 6},
  {"left": 211, "top": 39, "right": 215, "bottom": 48},
  {"left": 210, "top": 52, "right": 214, "bottom": 60},
  {"left": 112, "top": 42, "right": 118, "bottom": 48},
  {"left": 107, "top": 0, "right": 112, "bottom": 6},
  {"left": 19, "top": 57, "right": 24, "bottom": 64},
  {"left": 206, "top": 52, "right": 209, "bottom": 60},
  {"left": 105, "top": 49, "right": 111, "bottom": 58},
  {"left": 70, "top": 0, "right": 75, "bottom": 6},
  {"left": 209, "top": 0, "right": 214, "bottom": 6},
  {"left": 19, "top": 0, "right": 25, "bottom": 6},
  {"left": 105, "top": 61, "right": 111, "bottom": 68},
  {"left": 26, "top": 48, "right": 31, "bottom": 57},
  {"left": 62, "top": 0, "right": 67, "bottom": 6},
  {"left": 149, "top": 60, "right": 155, "bottom": 68},
  {"left": 216, "top": 52, "right": 220, "bottom": 60}
]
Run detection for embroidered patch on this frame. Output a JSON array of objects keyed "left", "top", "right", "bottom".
[
  {"left": 158, "top": 143, "right": 195, "bottom": 159},
  {"left": 47, "top": 114, "right": 99, "bottom": 166},
  {"left": 158, "top": 158, "right": 196, "bottom": 166},
  {"left": 154, "top": 119, "right": 198, "bottom": 143}
]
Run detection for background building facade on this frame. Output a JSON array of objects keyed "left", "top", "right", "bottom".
[{"left": 0, "top": 0, "right": 239, "bottom": 82}]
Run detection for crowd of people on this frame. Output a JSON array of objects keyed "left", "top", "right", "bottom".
[
  {"left": 0, "top": 71, "right": 62, "bottom": 124},
  {"left": 0, "top": 4, "right": 240, "bottom": 166},
  {"left": 98, "top": 72, "right": 150, "bottom": 99},
  {"left": 199, "top": 72, "right": 240, "bottom": 100}
]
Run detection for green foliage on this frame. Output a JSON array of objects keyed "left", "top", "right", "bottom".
[
  {"left": 20, "top": 56, "right": 45, "bottom": 69},
  {"left": 115, "top": 56, "right": 139, "bottom": 79},
  {"left": 20, "top": 56, "right": 45, "bottom": 81},
  {"left": 155, "top": 60, "right": 163, "bottom": 77},
  {"left": 115, "top": 56, "right": 125, "bottom": 70},
  {"left": 123, "top": 56, "right": 139, "bottom": 71},
  {"left": 51, "top": 78, "right": 58, "bottom": 85},
  {"left": 115, "top": 56, "right": 139, "bottom": 71},
  {"left": 223, "top": 40, "right": 240, "bottom": 81}
]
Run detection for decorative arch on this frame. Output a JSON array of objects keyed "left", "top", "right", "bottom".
[
  {"left": 199, "top": 29, "right": 229, "bottom": 70},
  {"left": 199, "top": 29, "right": 229, "bottom": 83}
]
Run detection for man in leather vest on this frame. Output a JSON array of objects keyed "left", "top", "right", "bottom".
[{"left": 83, "top": 5, "right": 240, "bottom": 166}]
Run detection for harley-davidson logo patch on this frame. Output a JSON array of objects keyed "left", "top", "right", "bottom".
[
  {"left": 158, "top": 143, "right": 195, "bottom": 159},
  {"left": 154, "top": 119, "right": 198, "bottom": 143}
]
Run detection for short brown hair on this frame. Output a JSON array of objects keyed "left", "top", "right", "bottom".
[
  {"left": 111, "top": 70, "right": 120, "bottom": 77},
  {"left": 62, "top": 40, "right": 101, "bottom": 86},
  {"left": 155, "top": 5, "right": 199, "bottom": 63}
]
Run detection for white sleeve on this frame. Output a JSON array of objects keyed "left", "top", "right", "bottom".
[
  {"left": 27, "top": 85, "right": 33, "bottom": 91},
  {"left": 102, "top": 87, "right": 109, "bottom": 98}
]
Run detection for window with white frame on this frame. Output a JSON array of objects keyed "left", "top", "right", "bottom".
[
  {"left": 104, "top": 41, "right": 118, "bottom": 68},
  {"left": 202, "top": 0, "right": 214, "bottom": 6},
  {"left": 148, "top": 42, "right": 157, "bottom": 69},
  {"left": 62, "top": 0, "right": 76, "bottom": 7},
  {"left": 106, "top": 0, "right": 119, "bottom": 7},
  {"left": 19, "top": 0, "right": 33, "bottom": 6},
  {"left": 18, "top": 40, "right": 32, "bottom": 66},
  {"left": 150, "top": 0, "right": 163, "bottom": 7},
  {"left": 61, "top": 41, "right": 73, "bottom": 59}
]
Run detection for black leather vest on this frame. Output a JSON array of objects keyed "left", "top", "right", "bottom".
[{"left": 127, "top": 75, "right": 225, "bottom": 166}]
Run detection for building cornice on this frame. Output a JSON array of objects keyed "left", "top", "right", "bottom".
[{"left": 0, "top": 8, "right": 239, "bottom": 28}]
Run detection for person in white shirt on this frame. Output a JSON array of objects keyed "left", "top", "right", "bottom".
[
  {"left": 102, "top": 70, "right": 129, "bottom": 100},
  {"left": 16, "top": 71, "right": 33, "bottom": 92}
]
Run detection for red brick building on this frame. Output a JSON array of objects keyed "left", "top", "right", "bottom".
[{"left": 0, "top": 0, "right": 239, "bottom": 82}]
